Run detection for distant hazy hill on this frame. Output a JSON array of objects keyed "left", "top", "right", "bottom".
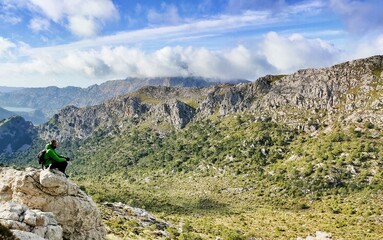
[
  {"left": 0, "top": 77, "right": 249, "bottom": 124},
  {"left": 0, "top": 107, "right": 14, "bottom": 121},
  {"left": 0, "top": 86, "right": 24, "bottom": 93}
]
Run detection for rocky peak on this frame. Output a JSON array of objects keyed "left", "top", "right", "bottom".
[
  {"left": 38, "top": 96, "right": 149, "bottom": 141},
  {"left": 196, "top": 55, "right": 383, "bottom": 130},
  {"left": 0, "top": 167, "right": 106, "bottom": 240},
  {"left": 257, "top": 55, "right": 383, "bottom": 127},
  {"left": 39, "top": 89, "right": 201, "bottom": 141}
]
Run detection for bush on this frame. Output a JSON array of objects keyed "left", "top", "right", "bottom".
[
  {"left": 178, "top": 232, "right": 202, "bottom": 240},
  {"left": 0, "top": 223, "right": 17, "bottom": 240}
]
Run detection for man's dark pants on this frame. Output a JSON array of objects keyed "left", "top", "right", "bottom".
[{"left": 50, "top": 161, "right": 68, "bottom": 174}]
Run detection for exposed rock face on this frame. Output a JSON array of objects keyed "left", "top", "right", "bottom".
[
  {"left": 197, "top": 76, "right": 271, "bottom": 119},
  {"left": 150, "top": 99, "right": 196, "bottom": 128},
  {"left": 197, "top": 55, "right": 383, "bottom": 130},
  {"left": 0, "top": 167, "right": 106, "bottom": 240},
  {"left": 38, "top": 96, "right": 148, "bottom": 141},
  {"left": 39, "top": 92, "right": 198, "bottom": 140},
  {"left": 258, "top": 56, "right": 383, "bottom": 125},
  {"left": 102, "top": 202, "right": 172, "bottom": 239}
]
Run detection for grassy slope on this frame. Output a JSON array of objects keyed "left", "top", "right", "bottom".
[{"left": 61, "top": 114, "right": 383, "bottom": 239}]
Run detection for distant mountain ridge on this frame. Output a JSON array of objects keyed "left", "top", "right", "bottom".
[
  {"left": 38, "top": 55, "right": 383, "bottom": 142},
  {"left": 0, "top": 55, "right": 382, "bottom": 154},
  {"left": 0, "top": 86, "right": 24, "bottom": 93},
  {"left": 0, "top": 77, "right": 249, "bottom": 124}
]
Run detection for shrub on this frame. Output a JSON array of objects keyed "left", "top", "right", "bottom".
[{"left": 0, "top": 223, "right": 17, "bottom": 240}]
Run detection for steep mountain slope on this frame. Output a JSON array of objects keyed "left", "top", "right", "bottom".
[
  {"left": 38, "top": 86, "right": 213, "bottom": 141},
  {"left": 0, "top": 77, "right": 248, "bottom": 124},
  {"left": 196, "top": 55, "right": 383, "bottom": 128},
  {"left": 0, "top": 116, "right": 36, "bottom": 156}
]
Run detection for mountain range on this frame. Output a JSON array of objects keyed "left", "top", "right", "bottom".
[
  {"left": 0, "top": 77, "right": 248, "bottom": 124},
  {"left": 34, "top": 55, "right": 383, "bottom": 143},
  {"left": 0, "top": 55, "right": 382, "bottom": 239}
]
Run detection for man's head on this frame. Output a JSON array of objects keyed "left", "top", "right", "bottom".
[{"left": 50, "top": 140, "right": 58, "bottom": 149}]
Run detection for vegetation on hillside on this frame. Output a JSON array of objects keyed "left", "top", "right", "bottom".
[{"left": 23, "top": 113, "right": 378, "bottom": 239}]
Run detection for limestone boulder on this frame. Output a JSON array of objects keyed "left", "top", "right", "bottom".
[
  {"left": 12, "top": 230, "right": 46, "bottom": 240},
  {"left": 0, "top": 167, "right": 106, "bottom": 240},
  {"left": 0, "top": 201, "right": 62, "bottom": 240}
]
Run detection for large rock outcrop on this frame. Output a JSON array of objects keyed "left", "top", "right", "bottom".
[
  {"left": 0, "top": 167, "right": 106, "bottom": 240},
  {"left": 149, "top": 99, "right": 196, "bottom": 128}
]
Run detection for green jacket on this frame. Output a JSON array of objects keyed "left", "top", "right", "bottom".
[{"left": 44, "top": 143, "right": 66, "bottom": 167}]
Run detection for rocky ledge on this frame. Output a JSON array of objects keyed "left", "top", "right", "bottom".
[{"left": 0, "top": 167, "right": 106, "bottom": 240}]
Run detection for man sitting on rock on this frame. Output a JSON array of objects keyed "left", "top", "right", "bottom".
[{"left": 44, "top": 140, "right": 70, "bottom": 177}]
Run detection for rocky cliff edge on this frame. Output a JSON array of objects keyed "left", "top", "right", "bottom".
[{"left": 0, "top": 167, "right": 106, "bottom": 240}]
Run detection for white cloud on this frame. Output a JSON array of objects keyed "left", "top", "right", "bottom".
[
  {"left": 0, "top": 0, "right": 23, "bottom": 25},
  {"left": 352, "top": 34, "right": 383, "bottom": 59},
  {"left": 261, "top": 32, "right": 341, "bottom": 73},
  {"left": 198, "top": 0, "right": 214, "bottom": 12},
  {"left": 0, "top": 43, "right": 269, "bottom": 87},
  {"left": 329, "top": 0, "right": 383, "bottom": 34},
  {"left": 0, "top": 31, "right": 350, "bottom": 87},
  {"left": 12, "top": 10, "right": 275, "bottom": 58},
  {"left": 226, "top": 0, "right": 284, "bottom": 13},
  {"left": 147, "top": 3, "right": 181, "bottom": 25},
  {"left": 28, "top": 0, "right": 119, "bottom": 37},
  {"left": 225, "top": 0, "right": 325, "bottom": 15},
  {"left": 67, "top": 15, "right": 99, "bottom": 38},
  {"left": 96, "top": 45, "right": 265, "bottom": 80},
  {"left": 29, "top": 17, "right": 50, "bottom": 32},
  {"left": 0, "top": 37, "right": 16, "bottom": 58},
  {"left": 0, "top": 13, "right": 22, "bottom": 25}
]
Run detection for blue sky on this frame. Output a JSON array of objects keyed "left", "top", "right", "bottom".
[{"left": 0, "top": 0, "right": 382, "bottom": 87}]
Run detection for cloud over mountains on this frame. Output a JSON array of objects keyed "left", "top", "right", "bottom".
[{"left": 0, "top": 0, "right": 382, "bottom": 87}]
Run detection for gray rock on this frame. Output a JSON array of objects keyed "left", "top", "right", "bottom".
[
  {"left": 12, "top": 230, "right": 46, "bottom": 240},
  {"left": 150, "top": 99, "right": 196, "bottom": 128},
  {"left": 23, "top": 210, "right": 37, "bottom": 226},
  {"left": 45, "top": 225, "right": 63, "bottom": 240},
  {"left": 0, "top": 167, "right": 106, "bottom": 240}
]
